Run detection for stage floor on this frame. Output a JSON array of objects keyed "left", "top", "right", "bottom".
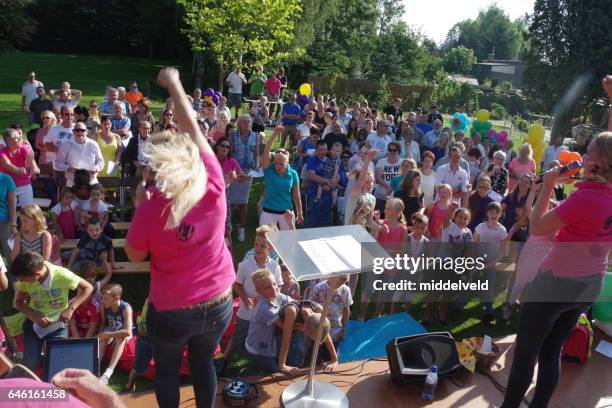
[{"left": 120, "top": 333, "right": 612, "bottom": 407}]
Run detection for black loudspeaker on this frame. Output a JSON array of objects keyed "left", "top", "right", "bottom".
[{"left": 386, "top": 331, "right": 461, "bottom": 384}]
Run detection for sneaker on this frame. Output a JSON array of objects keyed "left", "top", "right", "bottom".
[
  {"left": 100, "top": 373, "right": 111, "bottom": 385},
  {"left": 237, "top": 227, "right": 245, "bottom": 242}
]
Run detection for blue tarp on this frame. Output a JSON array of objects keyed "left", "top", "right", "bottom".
[{"left": 338, "top": 313, "right": 427, "bottom": 363}]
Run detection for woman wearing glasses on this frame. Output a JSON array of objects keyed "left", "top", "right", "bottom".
[{"left": 34, "top": 110, "right": 56, "bottom": 168}]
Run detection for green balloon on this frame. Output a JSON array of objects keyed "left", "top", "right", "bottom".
[{"left": 593, "top": 272, "right": 612, "bottom": 322}]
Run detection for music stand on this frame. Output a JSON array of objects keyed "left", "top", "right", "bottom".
[{"left": 267, "top": 225, "right": 388, "bottom": 408}]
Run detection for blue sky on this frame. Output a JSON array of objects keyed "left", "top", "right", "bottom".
[{"left": 402, "top": 0, "right": 535, "bottom": 44}]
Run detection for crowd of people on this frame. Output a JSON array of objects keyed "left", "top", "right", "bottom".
[{"left": 0, "top": 67, "right": 609, "bottom": 408}]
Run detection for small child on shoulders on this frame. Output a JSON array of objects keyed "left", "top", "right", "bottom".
[
  {"left": 316, "top": 143, "right": 343, "bottom": 206},
  {"left": 98, "top": 283, "right": 133, "bottom": 385}
]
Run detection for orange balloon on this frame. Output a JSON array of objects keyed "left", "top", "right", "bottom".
[
  {"left": 558, "top": 150, "right": 572, "bottom": 164},
  {"left": 568, "top": 151, "right": 582, "bottom": 162}
]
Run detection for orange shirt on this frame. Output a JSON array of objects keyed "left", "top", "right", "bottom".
[{"left": 124, "top": 91, "right": 143, "bottom": 111}]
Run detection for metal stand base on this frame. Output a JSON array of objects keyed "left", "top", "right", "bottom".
[{"left": 282, "top": 379, "right": 349, "bottom": 408}]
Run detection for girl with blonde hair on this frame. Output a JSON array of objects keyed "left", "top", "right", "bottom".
[
  {"left": 11, "top": 204, "right": 53, "bottom": 261},
  {"left": 125, "top": 67, "right": 235, "bottom": 408}
]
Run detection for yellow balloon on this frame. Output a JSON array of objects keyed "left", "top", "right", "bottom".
[
  {"left": 476, "top": 109, "right": 490, "bottom": 122},
  {"left": 527, "top": 124, "right": 545, "bottom": 141},
  {"left": 299, "top": 83, "right": 311, "bottom": 95}
]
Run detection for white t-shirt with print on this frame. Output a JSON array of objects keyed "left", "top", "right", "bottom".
[
  {"left": 43, "top": 124, "right": 74, "bottom": 163},
  {"left": 374, "top": 157, "right": 401, "bottom": 199}
]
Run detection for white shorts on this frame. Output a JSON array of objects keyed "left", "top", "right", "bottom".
[{"left": 259, "top": 210, "right": 293, "bottom": 231}]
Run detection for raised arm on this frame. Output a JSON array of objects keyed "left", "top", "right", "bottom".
[
  {"left": 351, "top": 149, "right": 378, "bottom": 198},
  {"left": 262, "top": 126, "right": 283, "bottom": 168},
  {"left": 157, "top": 67, "right": 211, "bottom": 155}
]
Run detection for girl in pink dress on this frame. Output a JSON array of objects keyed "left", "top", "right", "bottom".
[
  {"left": 361, "top": 198, "right": 408, "bottom": 319},
  {"left": 508, "top": 143, "right": 536, "bottom": 191},
  {"left": 424, "top": 184, "right": 453, "bottom": 240},
  {"left": 51, "top": 187, "right": 78, "bottom": 240}
]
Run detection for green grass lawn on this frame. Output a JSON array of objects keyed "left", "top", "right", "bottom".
[{"left": 0, "top": 52, "right": 521, "bottom": 394}]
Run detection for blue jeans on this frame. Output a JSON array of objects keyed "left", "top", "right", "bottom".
[
  {"left": 147, "top": 297, "right": 232, "bottom": 408},
  {"left": 306, "top": 193, "right": 332, "bottom": 228},
  {"left": 23, "top": 318, "right": 68, "bottom": 370},
  {"left": 247, "top": 332, "right": 305, "bottom": 374}
]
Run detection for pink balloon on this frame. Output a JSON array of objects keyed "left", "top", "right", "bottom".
[{"left": 488, "top": 129, "right": 497, "bottom": 137}]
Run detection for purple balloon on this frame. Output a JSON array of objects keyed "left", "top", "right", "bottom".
[
  {"left": 212, "top": 95, "right": 220, "bottom": 106},
  {"left": 204, "top": 88, "right": 215, "bottom": 97}
]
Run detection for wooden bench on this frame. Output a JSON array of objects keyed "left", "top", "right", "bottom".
[
  {"left": 60, "top": 238, "right": 126, "bottom": 250},
  {"left": 104, "top": 261, "right": 150, "bottom": 274},
  {"left": 111, "top": 222, "right": 130, "bottom": 231}
]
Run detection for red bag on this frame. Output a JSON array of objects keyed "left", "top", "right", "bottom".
[{"left": 561, "top": 314, "right": 593, "bottom": 365}]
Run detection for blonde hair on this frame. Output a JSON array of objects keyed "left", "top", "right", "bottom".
[
  {"left": 102, "top": 283, "right": 123, "bottom": 297},
  {"left": 386, "top": 198, "right": 407, "bottom": 226},
  {"left": 436, "top": 183, "right": 452, "bottom": 198},
  {"left": 19, "top": 204, "right": 47, "bottom": 233},
  {"left": 401, "top": 158, "right": 417, "bottom": 173},
  {"left": 519, "top": 143, "right": 533, "bottom": 159},
  {"left": 251, "top": 268, "right": 274, "bottom": 288},
  {"left": 305, "top": 313, "right": 330, "bottom": 342},
  {"left": 592, "top": 132, "right": 612, "bottom": 182},
  {"left": 256, "top": 224, "right": 278, "bottom": 238},
  {"left": 146, "top": 131, "right": 207, "bottom": 230},
  {"left": 41, "top": 110, "right": 56, "bottom": 125}
]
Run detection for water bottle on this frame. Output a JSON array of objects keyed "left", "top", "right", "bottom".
[{"left": 421, "top": 365, "right": 438, "bottom": 401}]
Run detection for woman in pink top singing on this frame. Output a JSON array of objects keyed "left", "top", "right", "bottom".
[
  {"left": 125, "top": 68, "right": 234, "bottom": 408},
  {"left": 0, "top": 128, "right": 40, "bottom": 207},
  {"left": 500, "top": 130, "right": 612, "bottom": 408}
]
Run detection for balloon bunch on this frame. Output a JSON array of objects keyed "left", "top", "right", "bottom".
[
  {"left": 487, "top": 129, "right": 508, "bottom": 145},
  {"left": 470, "top": 109, "right": 493, "bottom": 138},
  {"left": 450, "top": 112, "right": 471, "bottom": 133},
  {"left": 557, "top": 150, "right": 582, "bottom": 178},
  {"left": 525, "top": 124, "right": 546, "bottom": 171},
  {"left": 203, "top": 88, "right": 222, "bottom": 106}
]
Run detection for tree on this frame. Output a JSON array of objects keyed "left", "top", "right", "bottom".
[
  {"left": 524, "top": 0, "right": 612, "bottom": 143},
  {"left": 442, "top": 5, "right": 522, "bottom": 61},
  {"left": 304, "top": 0, "right": 378, "bottom": 78},
  {"left": 442, "top": 46, "right": 476, "bottom": 75},
  {"left": 178, "top": 0, "right": 302, "bottom": 89},
  {"left": 369, "top": 22, "right": 427, "bottom": 83},
  {"left": 377, "top": 0, "right": 405, "bottom": 34},
  {"left": 0, "top": 0, "right": 35, "bottom": 53}
]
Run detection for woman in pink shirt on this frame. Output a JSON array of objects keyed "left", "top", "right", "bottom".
[
  {"left": 508, "top": 143, "right": 536, "bottom": 191},
  {"left": 0, "top": 128, "right": 40, "bottom": 206},
  {"left": 125, "top": 68, "right": 234, "bottom": 408},
  {"left": 501, "top": 132, "right": 612, "bottom": 408}
]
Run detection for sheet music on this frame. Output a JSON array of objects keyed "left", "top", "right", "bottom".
[
  {"left": 248, "top": 168, "right": 264, "bottom": 178},
  {"left": 33, "top": 321, "right": 65, "bottom": 339},
  {"left": 106, "top": 160, "right": 116, "bottom": 175},
  {"left": 298, "top": 235, "right": 362, "bottom": 274}
]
